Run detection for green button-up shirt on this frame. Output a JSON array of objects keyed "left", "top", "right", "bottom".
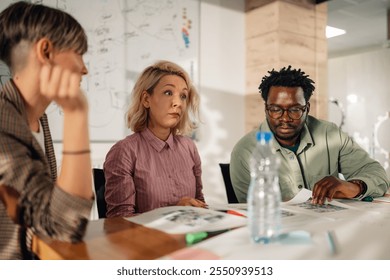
[{"left": 230, "top": 116, "right": 390, "bottom": 202}]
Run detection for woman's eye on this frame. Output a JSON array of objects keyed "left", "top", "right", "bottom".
[
  {"left": 180, "top": 94, "right": 188, "bottom": 100},
  {"left": 164, "top": 90, "right": 172, "bottom": 96}
]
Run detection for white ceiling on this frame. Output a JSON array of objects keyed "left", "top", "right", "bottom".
[{"left": 327, "top": 0, "right": 390, "bottom": 57}]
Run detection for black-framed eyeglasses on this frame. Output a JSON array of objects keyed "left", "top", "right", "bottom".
[{"left": 265, "top": 104, "right": 308, "bottom": 120}]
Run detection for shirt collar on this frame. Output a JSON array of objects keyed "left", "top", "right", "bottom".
[
  {"left": 141, "top": 128, "right": 174, "bottom": 152},
  {"left": 260, "top": 119, "right": 314, "bottom": 153},
  {"left": 298, "top": 120, "right": 314, "bottom": 153},
  {"left": 1, "top": 79, "right": 28, "bottom": 122}
]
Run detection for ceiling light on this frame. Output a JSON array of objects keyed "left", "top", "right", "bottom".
[{"left": 326, "top": 26, "right": 346, "bottom": 39}]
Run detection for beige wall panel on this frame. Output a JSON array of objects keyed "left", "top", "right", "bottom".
[
  {"left": 279, "top": 2, "right": 316, "bottom": 37},
  {"left": 246, "top": 65, "right": 276, "bottom": 94},
  {"left": 246, "top": 0, "right": 318, "bottom": 11},
  {"left": 279, "top": 31, "right": 316, "bottom": 66},
  {"left": 246, "top": 0, "right": 275, "bottom": 11},
  {"left": 246, "top": 32, "right": 280, "bottom": 93},
  {"left": 246, "top": 33, "right": 279, "bottom": 68},
  {"left": 315, "top": 4, "right": 327, "bottom": 37},
  {"left": 246, "top": 2, "right": 278, "bottom": 38},
  {"left": 315, "top": 3, "right": 328, "bottom": 120}
]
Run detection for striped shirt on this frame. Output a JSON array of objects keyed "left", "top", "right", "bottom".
[{"left": 103, "top": 128, "right": 205, "bottom": 217}]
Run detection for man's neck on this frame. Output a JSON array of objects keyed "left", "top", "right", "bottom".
[
  {"left": 279, "top": 138, "right": 300, "bottom": 153},
  {"left": 275, "top": 135, "right": 299, "bottom": 148}
]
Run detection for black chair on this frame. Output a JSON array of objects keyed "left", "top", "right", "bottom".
[
  {"left": 92, "top": 168, "right": 107, "bottom": 218},
  {"left": 219, "top": 163, "right": 239, "bottom": 203}
]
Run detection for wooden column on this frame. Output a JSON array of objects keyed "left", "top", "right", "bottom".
[
  {"left": 245, "top": 0, "right": 328, "bottom": 132},
  {"left": 387, "top": 9, "right": 390, "bottom": 40}
]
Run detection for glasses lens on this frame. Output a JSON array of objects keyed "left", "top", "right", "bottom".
[
  {"left": 267, "top": 107, "right": 283, "bottom": 119},
  {"left": 266, "top": 105, "right": 306, "bottom": 120},
  {"left": 288, "top": 107, "right": 304, "bottom": 119}
]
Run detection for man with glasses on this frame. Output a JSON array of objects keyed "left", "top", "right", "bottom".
[{"left": 230, "top": 66, "right": 389, "bottom": 204}]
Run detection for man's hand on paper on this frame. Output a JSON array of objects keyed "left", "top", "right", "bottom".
[{"left": 311, "top": 176, "right": 361, "bottom": 205}]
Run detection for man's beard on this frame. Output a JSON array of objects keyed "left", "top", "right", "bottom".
[
  {"left": 267, "top": 116, "right": 307, "bottom": 143},
  {"left": 274, "top": 127, "right": 301, "bottom": 141}
]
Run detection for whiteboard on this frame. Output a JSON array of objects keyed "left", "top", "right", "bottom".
[
  {"left": 0, "top": 63, "right": 10, "bottom": 88},
  {"left": 0, "top": 0, "right": 200, "bottom": 142}
]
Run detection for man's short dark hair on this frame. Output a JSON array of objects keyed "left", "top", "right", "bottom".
[{"left": 258, "top": 65, "right": 315, "bottom": 102}]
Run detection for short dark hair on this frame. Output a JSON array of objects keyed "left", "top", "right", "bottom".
[
  {"left": 258, "top": 65, "right": 315, "bottom": 102},
  {"left": 0, "top": 1, "right": 88, "bottom": 69}
]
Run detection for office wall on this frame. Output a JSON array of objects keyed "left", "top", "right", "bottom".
[
  {"left": 196, "top": 0, "right": 246, "bottom": 203},
  {"left": 328, "top": 48, "right": 390, "bottom": 178}
]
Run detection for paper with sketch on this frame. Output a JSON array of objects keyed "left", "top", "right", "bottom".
[
  {"left": 283, "top": 189, "right": 350, "bottom": 208},
  {"left": 207, "top": 203, "right": 247, "bottom": 211},
  {"left": 126, "top": 206, "right": 247, "bottom": 234},
  {"left": 282, "top": 188, "right": 360, "bottom": 220},
  {"left": 284, "top": 188, "right": 313, "bottom": 204}
]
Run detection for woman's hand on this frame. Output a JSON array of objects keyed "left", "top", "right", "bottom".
[
  {"left": 40, "top": 64, "right": 88, "bottom": 114},
  {"left": 176, "top": 196, "right": 208, "bottom": 208}
]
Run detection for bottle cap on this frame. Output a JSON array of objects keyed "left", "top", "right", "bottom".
[{"left": 256, "top": 131, "right": 272, "bottom": 143}]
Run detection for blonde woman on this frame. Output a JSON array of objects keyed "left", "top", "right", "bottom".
[{"left": 104, "top": 61, "right": 206, "bottom": 217}]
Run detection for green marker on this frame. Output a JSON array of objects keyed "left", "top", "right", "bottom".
[
  {"left": 185, "top": 232, "right": 208, "bottom": 245},
  {"left": 185, "top": 229, "right": 230, "bottom": 245},
  {"left": 362, "top": 196, "right": 373, "bottom": 202}
]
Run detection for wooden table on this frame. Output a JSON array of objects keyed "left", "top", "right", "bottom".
[{"left": 32, "top": 217, "right": 186, "bottom": 260}]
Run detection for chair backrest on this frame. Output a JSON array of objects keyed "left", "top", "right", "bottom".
[
  {"left": 92, "top": 168, "right": 107, "bottom": 218},
  {"left": 219, "top": 163, "right": 239, "bottom": 203}
]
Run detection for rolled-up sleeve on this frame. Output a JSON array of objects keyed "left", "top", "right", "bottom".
[{"left": 338, "top": 128, "right": 389, "bottom": 198}]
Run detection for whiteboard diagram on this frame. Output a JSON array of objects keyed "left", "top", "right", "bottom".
[
  {"left": 0, "top": 63, "right": 10, "bottom": 88},
  {"left": 0, "top": 0, "right": 199, "bottom": 141}
]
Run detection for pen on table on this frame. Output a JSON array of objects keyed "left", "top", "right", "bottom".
[
  {"left": 185, "top": 229, "right": 230, "bottom": 245},
  {"left": 216, "top": 209, "right": 246, "bottom": 217},
  {"left": 226, "top": 210, "right": 246, "bottom": 217}
]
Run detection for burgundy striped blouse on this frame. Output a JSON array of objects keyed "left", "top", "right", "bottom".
[{"left": 103, "top": 128, "right": 205, "bottom": 217}]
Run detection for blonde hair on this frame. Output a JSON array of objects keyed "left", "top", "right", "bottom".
[{"left": 126, "top": 60, "right": 200, "bottom": 136}]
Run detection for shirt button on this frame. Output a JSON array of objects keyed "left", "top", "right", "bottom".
[
  {"left": 298, "top": 185, "right": 303, "bottom": 189},
  {"left": 290, "top": 155, "right": 294, "bottom": 160}
]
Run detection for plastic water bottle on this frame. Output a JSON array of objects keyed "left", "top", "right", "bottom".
[{"left": 247, "top": 131, "right": 282, "bottom": 244}]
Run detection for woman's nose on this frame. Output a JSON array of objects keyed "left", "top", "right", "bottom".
[
  {"left": 81, "top": 64, "right": 88, "bottom": 75},
  {"left": 172, "top": 95, "right": 182, "bottom": 107},
  {"left": 81, "top": 59, "right": 88, "bottom": 75}
]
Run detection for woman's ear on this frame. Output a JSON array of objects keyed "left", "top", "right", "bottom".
[
  {"left": 36, "top": 38, "right": 54, "bottom": 64},
  {"left": 142, "top": 91, "right": 150, "bottom": 108}
]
